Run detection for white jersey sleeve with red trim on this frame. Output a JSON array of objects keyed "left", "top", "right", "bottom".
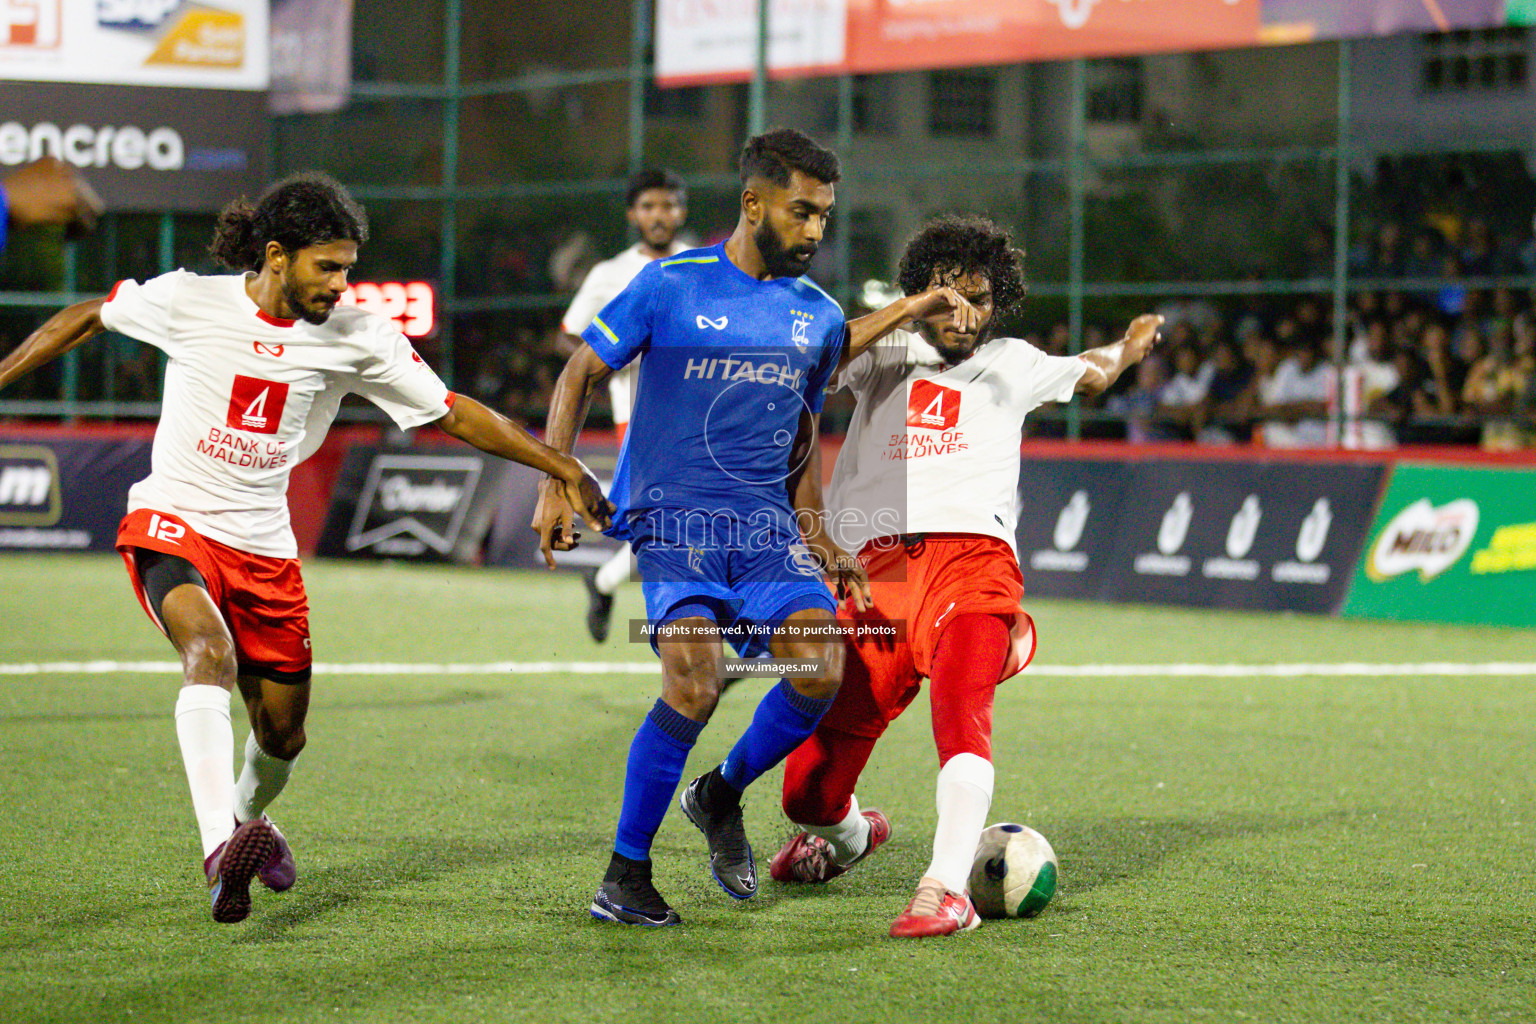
[
  {"left": 1016, "top": 343, "right": 1089, "bottom": 407},
  {"left": 345, "top": 325, "right": 454, "bottom": 430},
  {"left": 100, "top": 270, "right": 195, "bottom": 356}
]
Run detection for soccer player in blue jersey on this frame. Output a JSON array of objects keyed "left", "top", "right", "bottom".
[{"left": 534, "top": 128, "right": 977, "bottom": 926}]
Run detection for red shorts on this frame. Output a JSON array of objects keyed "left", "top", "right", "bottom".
[
  {"left": 822, "top": 534, "right": 1036, "bottom": 739},
  {"left": 116, "top": 508, "right": 313, "bottom": 679}
]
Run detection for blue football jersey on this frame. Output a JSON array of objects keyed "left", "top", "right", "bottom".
[{"left": 582, "top": 242, "right": 846, "bottom": 540}]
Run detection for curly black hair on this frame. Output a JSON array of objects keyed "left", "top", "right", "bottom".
[
  {"left": 896, "top": 215, "right": 1027, "bottom": 320},
  {"left": 738, "top": 127, "right": 841, "bottom": 187},
  {"left": 209, "top": 171, "right": 369, "bottom": 272}
]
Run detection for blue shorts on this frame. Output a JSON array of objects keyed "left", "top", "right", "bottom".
[{"left": 633, "top": 512, "right": 836, "bottom": 658}]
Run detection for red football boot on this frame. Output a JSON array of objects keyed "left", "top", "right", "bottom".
[
  {"left": 770, "top": 809, "right": 890, "bottom": 884},
  {"left": 889, "top": 878, "right": 981, "bottom": 938}
]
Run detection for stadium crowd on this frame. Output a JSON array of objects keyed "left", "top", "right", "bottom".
[{"left": 1072, "top": 279, "right": 1536, "bottom": 450}]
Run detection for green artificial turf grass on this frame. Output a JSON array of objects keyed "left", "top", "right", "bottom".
[{"left": 1, "top": 554, "right": 1533, "bottom": 1023}]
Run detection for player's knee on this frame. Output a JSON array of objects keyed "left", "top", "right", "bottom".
[
  {"left": 660, "top": 649, "right": 723, "bottom": 719},
  {"left": 781, "top": 787, "right": 821, "bottom": 824},
  {"left": 780, "top": 776, "right": 839, "bottom": 824},
  {"left": 257, "top": 722, "right": 306, "bottom": 761},
  {"left": 790, "top": 641, "right": 843, "bottom": 701},
  {"left": 180, "top": 634, "right": 236, "bottom": 687}
]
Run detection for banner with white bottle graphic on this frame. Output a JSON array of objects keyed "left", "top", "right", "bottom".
[
  {"left": 1016, "top": 457, "right": 1130, "bottom": 601},
  {"left": 1016, "top": 454, "right": 1384, "bottom": 613},
  {"left": 1343, "top": 463, "right": 1536, "bottom": 627}
]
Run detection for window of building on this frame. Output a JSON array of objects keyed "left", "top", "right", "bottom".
[
  {"left": 852, "top": 74, "right": 896, "bottom": 134},
  {"left": 1087, "top": 58, "right": 1144, "bottom": 123},
  {"left": 928, "top": 70, "right": 995, "bottom": 137},
  {"left": 646, "top": 82, "right": 706, "bottom": 119},
  {"left": 1421, "top": 27, "right": 1528, "bottom": 93}
]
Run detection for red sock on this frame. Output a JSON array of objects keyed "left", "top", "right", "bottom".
[{"left": 929, "top": 612, "right": 1010, "bottom": 764}]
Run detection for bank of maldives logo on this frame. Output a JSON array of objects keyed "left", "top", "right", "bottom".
[
  {"left": 907, "top": 380, "right": 960, "bottom": 431},
  {"left": 0, "top": 445, "right": 62, "bottom": 526},
  {"left": 226, "top": 375, "right": 290, "bottom": 435}
]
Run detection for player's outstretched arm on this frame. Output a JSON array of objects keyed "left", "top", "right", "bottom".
[
  {"left": 0, "top": 298, "right": 107, "bottom": 391},
  {"left": 787, "top": 407, "right": 871, "bottom": 611},
  {"left": 839, "top": 287, "right": 979, "bottom": 373},
  {"left": 1075, "top": 313, "right": 1164, "bottom": 397},
  {"left": 437, "top": 394, "right": 614, "bottom": 536},
  {"left": 531, "top": 342, "right": 615, "bottom": 568}
]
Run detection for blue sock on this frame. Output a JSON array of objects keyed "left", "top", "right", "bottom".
[
  {"left": 613, "top": 700, "right": 705, "bottom": 861},
  {"left": 719, "top": 679, "right": 835, "bottom": 792}
]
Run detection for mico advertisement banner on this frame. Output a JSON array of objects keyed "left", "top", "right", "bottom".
[{"left": 1342, "top": 463, "right": 1536, "bottom": 628}]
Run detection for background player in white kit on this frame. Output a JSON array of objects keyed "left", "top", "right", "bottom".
[
  {"left": 556, "top": 169, "right": 687, "bottom": 642},
  {"left": 0, "top": 173, "right": 611, "bottom": 924},
  {"left": 768, "top": 216, "right": 1160, "bottom": 937}
]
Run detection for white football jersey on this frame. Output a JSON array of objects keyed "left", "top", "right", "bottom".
[
  {"left": 826, "top": 329, "right": 1087, "bottom": 554},
  {"left": 101, "top": 270, "right": 453, "bottom": 558},
  {"left": 561, "top": 241, "right": 686, "bottom": 425}
]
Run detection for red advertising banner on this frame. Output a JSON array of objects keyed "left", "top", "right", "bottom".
[
  {"left": 845, "top": 0, "right": 1260, "bottom": 74},
  {"left": 656, "top": 0, "right": 1517, "bottom": 85}
]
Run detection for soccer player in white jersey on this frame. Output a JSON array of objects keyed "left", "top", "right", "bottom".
[
  {"left": 557, "top": 169, "right": 688, "bottom": 642},
  {"left": 768, "top": 215, "right": 1160, "bottom": 937},
  {"left": 0, "top": 173, "right": 611, "bottom": 925}
]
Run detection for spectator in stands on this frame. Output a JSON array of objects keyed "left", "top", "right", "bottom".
[
  {"left": 1156, "top": 341, "right": 1212, "bottom": 441},
  {"left": 1257, "top": 335, "right": 1331, "bottom": 447},
  {"left": 1162, "top": 339, "right": 1213, "bottom": 408},
  {"left": 1463, "top": 322, "right": 1522, "bottom": 416},
  {"left": 1195, "top": 336, "right": 1256, "bottom": 445},
  {"left": 1298, "top": 223, "right": 1333, "bottom": 279},
  {"left": 1365, "top": 221, "right": 1406, "bottom": 277},
  {"left": 1416, "top": 321, "right": 1466, "bottom": 417},
  {"left": 1045, "top": 323, "right": 1071, "bottom": 357},
  {"left": 1404, "top": 228, "right": 1442, "bottom": 280},
  {"left": 1351, "top": 316, "right": 1399, "bottom": 387},
  {"left": 1460, "top": 218, "right": 1497, "bottom": 277},
  {"left": 1107, "top": 353, "right": 1171, "bottom": 443},
  {"left": 1518, "top": 214, "right": 1536, "bottom": 275},
  {"left": 1373, "top": 347, "right": 1428, "bottom": 429}
]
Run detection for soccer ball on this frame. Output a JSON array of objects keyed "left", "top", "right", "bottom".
[{"left": 968, "top": 823, "right": 1059, "bottom": 919}]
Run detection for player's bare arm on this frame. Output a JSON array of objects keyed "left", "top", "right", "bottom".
[
  {"left": 786, "top": 406, "right": 871, "bottom": 611},
  {"left": 532, "top": 341, "right": 616, "bottom": 568},
  {"left": 436, "top": 394, "right": 613, "bottom": 534},
  {"left": 0, "top": 297, "right": 108, "bottom": 390},
  {"left": 1075, "top": 313, "right": 1164, "bottom": 397},
  {"left": 839, "top": 286, "right": 979, "bottom": 373}
]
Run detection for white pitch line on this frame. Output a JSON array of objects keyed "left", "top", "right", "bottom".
[{"left": 1, "top": 661, "right": 1536, "bottom": 677}]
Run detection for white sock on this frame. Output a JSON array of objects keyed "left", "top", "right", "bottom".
[
  {"left": 594, "top": 542, "right": 633, "bottom": 595},
  {"left": 804, "top": 794, "right": 872, "bottom": 866},
  {"left": 174, "top": 684, "right": 236, "bottom": 860},
  {"left": 234, "top": 731, "right": 296, "bottom": 823},
  {"left": 925, "top": 752, "right": 995, "bottom": 893}
]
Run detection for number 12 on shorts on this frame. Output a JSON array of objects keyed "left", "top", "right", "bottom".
[{"left": 147, "top": 514, "right": 186, "bottom": 544}]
